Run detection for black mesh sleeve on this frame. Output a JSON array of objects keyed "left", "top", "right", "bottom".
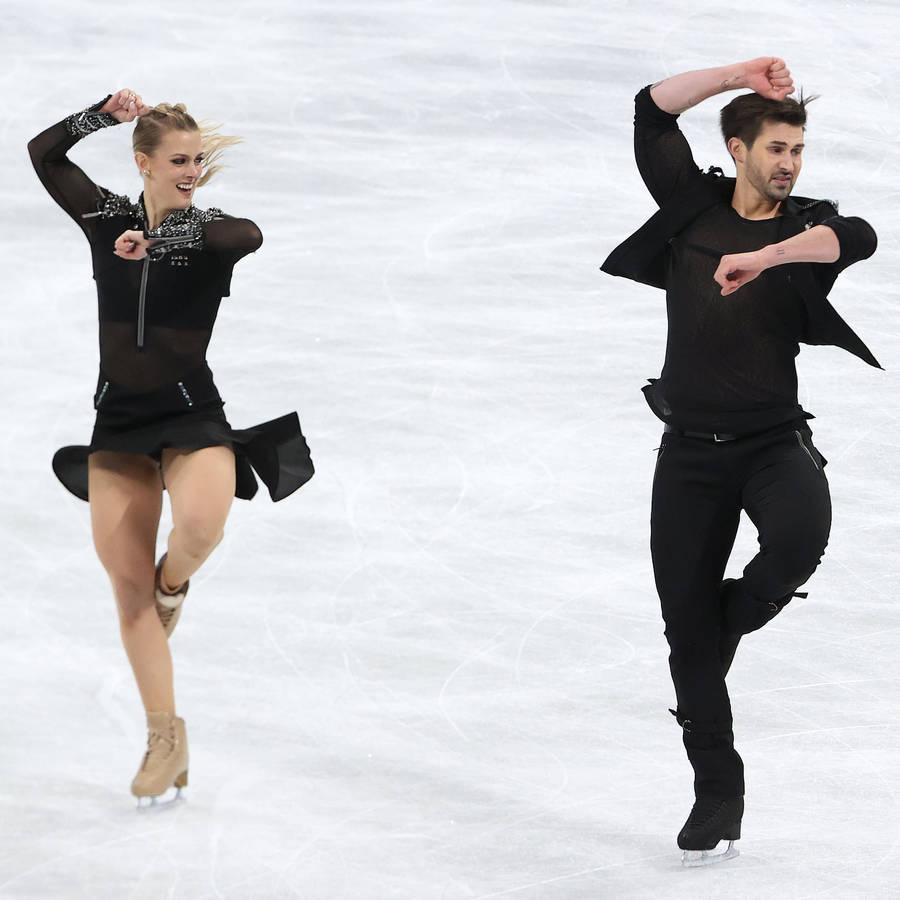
[
  {"left": 633, "top": 86, "right": 704, "bottom": 207},
  {"left": 27, "top": 97, "right": 118, "bottom": 231},
  {"left": 203, "top": 216, "right": 263, "bottom": 261}
]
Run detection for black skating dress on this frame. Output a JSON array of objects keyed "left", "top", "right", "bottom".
[{"left": 28, "top": 98, "right": 314, "bottom": 502}]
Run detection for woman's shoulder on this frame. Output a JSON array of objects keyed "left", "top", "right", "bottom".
[
  {"left": 190, "top": 204, "right": 229, "bottom": 222},
  {"left": 83, "top": 186, "right": 142, "bottom": 222}
]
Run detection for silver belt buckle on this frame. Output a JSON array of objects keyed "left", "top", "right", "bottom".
[{"left": 713, "top": 433, "right": 726, "bottom": 443}]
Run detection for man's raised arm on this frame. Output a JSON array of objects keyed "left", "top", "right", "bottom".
[{"left": 650, "top": 57, "right": 794, "bottom": 115}]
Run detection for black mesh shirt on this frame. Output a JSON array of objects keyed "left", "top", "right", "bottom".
[
  {"left": 659, "top": 204, "right": 806, "bottom": 434},
  {"left": 28, "top": 98, "right": 262, "bottom": 393},
  {"left": 632, "top": 87, "right": 875, "bottom": 435}
]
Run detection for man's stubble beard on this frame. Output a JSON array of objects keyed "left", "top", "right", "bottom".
[{"left": 744, "top": 154, "right": 795, "bottom": 204}]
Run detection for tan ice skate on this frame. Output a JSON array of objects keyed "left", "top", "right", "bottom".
[
  {"left": 154, "top": 553, "right": 189, "bottom": 637},
  {"left": 131, "top": 711, "right": 189, "bottom": 805}
]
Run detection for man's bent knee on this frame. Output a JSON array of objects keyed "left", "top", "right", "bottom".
[{"left": 763, "top": 540, "right": 827, "bottom": 596}]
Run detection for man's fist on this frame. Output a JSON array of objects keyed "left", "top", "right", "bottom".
[{"left": 742, "top": 58, "right": 794, "bottom": 101}]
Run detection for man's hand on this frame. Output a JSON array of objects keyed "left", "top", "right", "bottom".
[
  {"left": 714, "top": 251, "right": 766, "bottom": 296},
  {"left": 101, "top": 89, "right": 151, "bottom": 123},
  {"left": 741, "top": 57, "right": 794, "bottom": 101},
  {"left": 114, "top": 229, "right": 151, "bottom": 260}
]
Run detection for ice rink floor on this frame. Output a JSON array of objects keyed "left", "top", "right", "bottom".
[{"left": 2, "top": 1, "right": 899, "bottom": 897}]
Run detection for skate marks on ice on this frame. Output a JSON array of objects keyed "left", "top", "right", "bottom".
[{"left": 0, "top": 796, "right": 190, "bottom": 897}]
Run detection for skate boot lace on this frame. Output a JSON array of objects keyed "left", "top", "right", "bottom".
[
  {"left": 157, "top": 604, "right": 178, "bottom": 629},
  {"left": 139, "top": 724, "right": 176, "bottom": 771}
]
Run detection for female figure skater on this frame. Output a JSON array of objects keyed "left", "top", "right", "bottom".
[{"left": 28, "top": 89, "right": 313, "bottom": 803}]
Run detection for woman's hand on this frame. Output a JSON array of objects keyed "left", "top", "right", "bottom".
[
  {"left": 114, "top": 230, "right": 151, "bottom": 260},
  {"left": 101, "top": 89, "right": 151, "bottom": 123}
]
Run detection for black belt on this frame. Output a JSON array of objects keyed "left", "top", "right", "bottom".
[{"left": 664, "top": 424, "right": 739, "bottom": 442}]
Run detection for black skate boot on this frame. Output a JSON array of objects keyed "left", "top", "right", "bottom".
[{"left": 677, "top": 795, "right": 743, "bottom": 867}]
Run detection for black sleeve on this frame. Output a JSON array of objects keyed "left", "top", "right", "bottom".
[
  {"left": 820, "top": 215, "right": 877, "bottom": 272},
  {"left": 27, "top": 97, "right": 119, "bottom": 232},
  {"left": 633, "top": 85, "right": 704, "bottom": 207},
  {"left": 203, "top": 217, "right": 263, "bottom": 262}
]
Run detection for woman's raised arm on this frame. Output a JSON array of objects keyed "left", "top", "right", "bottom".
[{"left": 28, "top": 89, "right": 150, "bottom": 229}]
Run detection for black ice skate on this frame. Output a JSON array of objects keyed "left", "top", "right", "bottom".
[{"left": 677, "top": 796, "right": 743, "bottom": 867}]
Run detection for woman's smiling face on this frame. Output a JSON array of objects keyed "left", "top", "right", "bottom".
[{"left": 138, "top": 129, "right": 204, "bottom": 217}]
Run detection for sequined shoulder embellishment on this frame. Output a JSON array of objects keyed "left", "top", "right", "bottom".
[
  {"left": 80, "top": 187, "right": 141, "bottom": 221},
  {"left": 100, "top": 190, "right": 141, "bottom": 219},
  {"left": 144, "top": 205, "right": 226, "bottom": 258}
]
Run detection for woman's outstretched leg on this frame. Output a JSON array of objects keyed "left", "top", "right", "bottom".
[{"left": 88, "top": 450, "right": 171, "bottom": 712}]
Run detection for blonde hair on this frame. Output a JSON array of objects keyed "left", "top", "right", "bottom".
[{"left": 132, "top": 103, "right": 241, "bottom": 187}]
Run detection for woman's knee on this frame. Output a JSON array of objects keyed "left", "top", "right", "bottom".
[
  {"left": 105, "top": 571, "right": 155, "bottom": 626},
  {"left": 173, "top": 514, "right": 224, "bottom": 560}
]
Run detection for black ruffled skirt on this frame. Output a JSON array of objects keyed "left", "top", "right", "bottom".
[{"left": 53, "top": 364, "right": 314, "bottom": 502}]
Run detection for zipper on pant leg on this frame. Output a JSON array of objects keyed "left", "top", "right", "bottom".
[
  {"left": 136, "top": 257, "right": 150, "bottom": 349},
  {"left": 794, "top": 430, "right": 820, "bottom": 471}
]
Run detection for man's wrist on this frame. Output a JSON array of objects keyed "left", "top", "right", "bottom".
[
  {"left": 762, "top": 243, "right": 787, "bottom": 269},
  {"left": 719, "top": 60, "right": 754, "bottom": 94}
]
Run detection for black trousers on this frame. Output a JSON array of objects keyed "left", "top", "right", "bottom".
[{"left": 650, "top": 423, "right": 832, "bottom": 799}]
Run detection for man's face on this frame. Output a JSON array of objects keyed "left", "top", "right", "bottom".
[{"left": 740, "top": 121, "right": 805, "bottom": 203}]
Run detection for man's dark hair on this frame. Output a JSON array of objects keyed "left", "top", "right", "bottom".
[{"left": 719, "top": 91, "right": 816, "bottom": 150}]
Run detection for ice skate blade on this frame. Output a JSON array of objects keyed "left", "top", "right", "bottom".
[
  {"left": 682, "top": 841, "right": 739, "bottom": 868},
  {"left": 135, "top": 786, "right": 184, "bottom": 812}
]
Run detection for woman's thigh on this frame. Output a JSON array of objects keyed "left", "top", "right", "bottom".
[
  {"left": 161, "top": 445, "right": 236, "bottom": 539},
  {"left": 88, "top": 451, "right": 163, "bottom": 580}
]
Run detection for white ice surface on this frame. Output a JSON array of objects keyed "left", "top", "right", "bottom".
[{"left": 2, "top": 1, "right": 899, "bottom": 898}]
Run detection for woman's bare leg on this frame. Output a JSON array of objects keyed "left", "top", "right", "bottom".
[
  {"left": 89, "top": 451, "right": 172, "bottom": 712},
  {"left": 159, "top": 445, "right": 236, "bottom": 590}
]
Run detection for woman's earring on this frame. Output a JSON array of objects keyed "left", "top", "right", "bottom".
[{"left": 142, "top": 169, "right": 150, "bottom": 175}]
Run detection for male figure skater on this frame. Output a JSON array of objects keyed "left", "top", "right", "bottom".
[{"left": 602, "top": 57, "right": 879, "bottom": 865}]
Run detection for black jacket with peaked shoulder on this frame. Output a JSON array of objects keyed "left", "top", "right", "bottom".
[{"left": 601, "top": 87, "right": 880, "bottom": 369}]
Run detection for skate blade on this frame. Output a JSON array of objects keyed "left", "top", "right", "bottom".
[
  {"left": 135, "top": 786, "right": 184, "bottom": 812},
  {"left": 682, "top": 841, "right": 739, "bottom": 868}
]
